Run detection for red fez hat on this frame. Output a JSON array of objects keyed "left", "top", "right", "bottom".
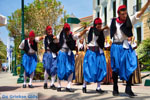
[
  {"left": 46, "top": 25, "right": 52, "bottom": 31},
  {"left": 117, "top": 5, "right": 126, "bottom": 14},
  {"left": 64, "top": 23, "right": 70, "bottom": 31},
  {"left": 29, "top": 30, "right": 35, "bottom": 37},
  {"left": 94, "top": 18, "right": 102, "bottom": 25}
]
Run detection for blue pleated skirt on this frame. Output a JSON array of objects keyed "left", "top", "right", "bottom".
[
  {"left": 22, "top": 53, "right": 37, "bottom": 77},
  {"left": 83, "top": 49, "right": 107, "bottom": 82},
  {"left": 43, "top": 52, "right": 57, "bottom": 76},
  {"left": 110, "top": 43, "right": 137, "bottom": 81},
  {"left": 57, "top": 51, "right": 75, "bottom": 80}
]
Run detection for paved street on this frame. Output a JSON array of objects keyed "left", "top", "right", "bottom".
[{"left": 0, "top": 72, "right": 150, "bottom": 100}]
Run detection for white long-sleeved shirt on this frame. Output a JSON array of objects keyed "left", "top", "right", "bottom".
[
  {"left": 84, "top": 29, "right": 110, "bottom": 54},
  {"left": 109, "top": 12, "right": 140, "bottom": 49},
  {"left": 113, "top": 12, "right": 140, "bottom": 46},
  {"left": 56, "top": 32, "right": 80, "bottom": 55},
  {"left": 86, "top": 29, "right": 110, "bottom": 47},
  {"left": 56, "top": 32, "right": 80, "bottom": 49},
  {"left": 43, "top": 37, "right": 59, "bottom": 50},
  {"left": 19, "top": 37, "right": 40, "bottom": 54},
  {"left": 78, "top": 42, "right": 84, "bottom": 51}
]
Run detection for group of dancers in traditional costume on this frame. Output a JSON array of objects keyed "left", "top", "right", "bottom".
[{"left": 19, "top": 0, "right": 150, "bottom": 97}]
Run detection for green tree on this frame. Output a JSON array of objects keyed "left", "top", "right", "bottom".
[
  {"left": 7, "top": 0, "right": 66, "bottom": 64},
  {"left": 136, "top": 39, "right": 150, "bottom": 71},
  {"left": 0, "top": 39, "right": 7, "bottom": 60}
]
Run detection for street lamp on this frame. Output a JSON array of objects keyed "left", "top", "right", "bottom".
[
  {"left": 17, "top": 0, "right": 24, "bottom": 83},
  {"left": 13, "top": 36, "right": 17, "bottom": 76},
  {"left": 10, "top": 45, "right": 14, "bottom": 74},
  {"left": 8, "top": 37, "right": 14, "bottom": 74}
]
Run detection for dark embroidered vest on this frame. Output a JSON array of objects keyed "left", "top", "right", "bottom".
[
  {"left": 44, "top": 35, "right": 60, "bottom": 53},
  {"left": 88, "top": 27, "right": 105, "bottom": 49},
  {"left": 24, "top": 39, "right": 37, "bottom": 54},
  {"left": 59, "top": 30, "right": 76, "bottom": 50},
  {"left": 110, "top": 16, "right": 133, "bottom": 39}
]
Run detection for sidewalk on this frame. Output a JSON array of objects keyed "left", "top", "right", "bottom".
[{"left": 0, "top": 72, "right": 150, "bottom": 100}]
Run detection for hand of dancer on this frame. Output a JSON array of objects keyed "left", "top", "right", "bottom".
[{"left": 53, "top": 36, "right": 57, "bottom": 39}]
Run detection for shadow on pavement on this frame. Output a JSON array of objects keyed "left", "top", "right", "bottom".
[
  {"left": 0, "top": 86, "right": 20, "bottom": 92},
  {"left": 38, "top": 91, "right": 150, "bottom": 100}
]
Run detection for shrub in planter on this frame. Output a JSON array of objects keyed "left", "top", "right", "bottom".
[{"left": 34, "top": 62, "right": 44, "bottom": 80}]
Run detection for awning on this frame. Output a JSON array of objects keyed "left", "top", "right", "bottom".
[
  {"left": 67, "top": 14, "right": 80, "bottom": 24},
  {"left": 0, "top": 14, "right": 7, "bottom": 27}
]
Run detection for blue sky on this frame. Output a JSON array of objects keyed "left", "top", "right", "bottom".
[{"left": 0, "top": 0, "right": 93, "bottom": 45}]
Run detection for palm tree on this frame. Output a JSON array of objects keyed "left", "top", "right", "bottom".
[
  {"left": 80, "top": 21, "right": 91, "bottom": 44},
  {"left": 81, "top": 21, "right": 90, "bottom": 29},
  {"left": 0, "top": 40, "right": 7, "bottom": 59}
]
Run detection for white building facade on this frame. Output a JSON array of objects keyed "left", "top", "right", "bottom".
[
  {"left": 93, "top": 0, "right": 150, "bottom": 42},
  {"left": 0, "top": 14, "right": 7, "bottom": 27}
]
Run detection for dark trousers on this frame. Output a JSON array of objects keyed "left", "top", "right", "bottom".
[{"left": 112, "top": 71, "right": 133, "bottom": 92}]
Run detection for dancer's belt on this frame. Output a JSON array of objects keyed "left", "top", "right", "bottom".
[
  {"left": 113, "top": 40, "right": 124, "bottom": 45},
  {"left": 46, "top": 49, "right": 52, "bottom": 53},
  {"left": 61, "top": 48, "right": 70, "bottom": 52},
  {"left": 79, "top": 50, "right": 84, "bottom": 51},
  {"left": 113, "top": 42, "right": 123, "bottom": 45},
  {"left": 27, "top": 53, "right": 36, "bottom": 55},
  {"left": 88, "top": 46, "right": 99, "bottom": 52},
  {"left": 79, "top": 48, "right": 84, "bottom": 51}
]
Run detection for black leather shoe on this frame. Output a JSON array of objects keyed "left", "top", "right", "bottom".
[
  {"left": 23, "top": 84, "right": 26, "bottom": 88},
  {"left": 50, "top": 84, "right": 56, "bottom": 90},
  {"left": 44, "top": 83, "right": 48, "bottom": 89},
  {"left": 66, "top": 88, "right": 74, "bottom": 92},
  {"left": 125, "top": 90, "right": 137, "bottom": 97},
  {"left": 82, "top": 87, "right": 87, "bottom": 93},
  {"left": 96, "top": 89, "right": 105, "bottom": 94},
  {"left": 57, "top": 87, "right": 61, "bottom": 92},
  {"left": 28, "top": 84, "right": 34, "bottom": 88},
  {"left": 113, "top": 90, "right": 119, "bottom": 96},
  {"left": 125, "top": 86, "right": 137, "bottom": 97}
]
